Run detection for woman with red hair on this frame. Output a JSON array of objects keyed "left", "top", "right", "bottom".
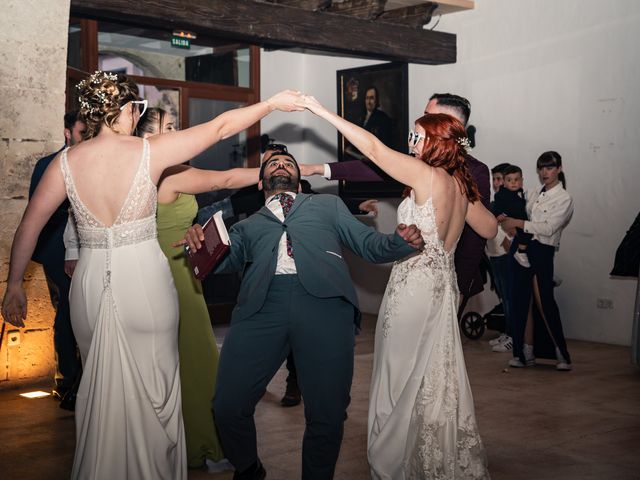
[{"left": 300, "top": 96, "right": 496, "bottom": 479}]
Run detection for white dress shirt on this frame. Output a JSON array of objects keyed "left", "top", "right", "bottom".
[
  {"left": 64, "top": 211, "right": 80, "bottom": 261},
  {"left": 523, "top": 183, "right": 574, "bottom": 249},
  {"left": 486, "top": 223, "right": 510, "bottom": 257},
  {"left": 265, "top": 191, "right": 298, "bottom": 275}
]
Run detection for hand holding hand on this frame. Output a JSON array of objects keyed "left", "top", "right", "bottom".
[
  {"left": 358, "top": 199, "right": 379, "bottom": 216},
  {"left": 2, "top": 285, "right": 27, "bottom": 328},
  {"left": 266, "top": 90, "right": 305, "bottom": 112},
  {"left": 172, "top": 224, "right": 205, "bottom": 251},
  {"left": 297, "top": 95, "right": 326, "bottom": 116},
  {"left": 396, "top": 223, "right": 424, "bottom": 250}
]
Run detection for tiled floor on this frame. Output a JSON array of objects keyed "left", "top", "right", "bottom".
[{"left": 1, "top": 315, "right": 639, "bottom": 479}]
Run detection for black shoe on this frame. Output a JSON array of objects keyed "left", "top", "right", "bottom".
[
  {"left": 280, "top": 383, "right": 301, "bottom": 407},
  {"left": 59, "top": 390, "right": 76, "bottom": 411},
  {"left": 233, "top": 459, "right": 266, "bottom": 480}
]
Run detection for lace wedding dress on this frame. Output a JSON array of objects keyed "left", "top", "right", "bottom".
[
  {"left": 368, "top": 190, "right": 490, "bottom": 480},
  {"left": 61, "top": 140, "right": 186, "bottom": 479}
]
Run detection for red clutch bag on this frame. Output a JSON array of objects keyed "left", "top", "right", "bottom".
[{"left": 185, "top": 211, "right": 231, "bottom": 280}]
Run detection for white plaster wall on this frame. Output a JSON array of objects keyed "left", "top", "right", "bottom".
[{"left": 261, "top": 0, "right": 640, "bottom": 346}]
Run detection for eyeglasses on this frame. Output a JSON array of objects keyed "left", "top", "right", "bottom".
[
  {"left": 266, "top": 143, "right": 287, "bottom": 152},
  {"left": 408, "top": 130, "right": 426, "bottom": 147},
  {"left": 120, "top": 99, "right": 148, "bottom": 117}
]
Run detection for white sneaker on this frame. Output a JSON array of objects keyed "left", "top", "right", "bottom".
[
  {"left": 523, "top": 344, "right": 536, "bottom": 366},
  {"left": 514, "top": 251, "right": 531, "bottom": 268},
  {"left": 492, "top": 336, "right": 513, "bottom": 352},
  {"left": 508, "top": 357, "right": 525, "bottom": 368},
  {"left": 555, "top": 347, "right": 572, "bottom": 371},
  {"left": 489, "top": 334, "right": 507, "bottom": 346}
]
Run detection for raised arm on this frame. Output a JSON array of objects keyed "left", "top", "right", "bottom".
[
  {"left": 158, "top": 165, "right": 260, "bottom": 198},
  {"left": 148, "top": 90, "right": 303, "bottom": 177},
  {"left": 299, "top": 95, "right": 428, "bottom": 189},
  {"left": 465, "top": 200, "right": 498, "bottom": 240},
  {"left": 2, "top": 156, "right": 68, "bottom": 326}
]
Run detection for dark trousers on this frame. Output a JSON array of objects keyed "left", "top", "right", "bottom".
[
  {"left": 511, "top": 241, "right": 571, "bottom": 363},
  {"left": 214, "top": 275, "right": 355, "bottom": 479},
  {"left": 285, "top": 351, "right": 298, "bottom": 387},
  {"left": 42, "top": 262, "right": 80, "bottom": 389},
  {"left": 489, "top": 254, "right": 513, "bottom": 337}
]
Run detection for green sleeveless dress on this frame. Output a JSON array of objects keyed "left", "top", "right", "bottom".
[{"left": 156, "top": 194, "right": 224, "bottom": 468}]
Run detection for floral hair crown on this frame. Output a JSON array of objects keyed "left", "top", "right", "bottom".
[
  {"left": 456, "top": 136, "right": 472, "bottom": 152},
  {"left": 76, "top": 70, "right": 120, "bottom": 114}
]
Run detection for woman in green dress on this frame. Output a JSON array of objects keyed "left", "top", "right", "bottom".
[{"left": 137, "top": 108, "right": 259, "bottom": 469}]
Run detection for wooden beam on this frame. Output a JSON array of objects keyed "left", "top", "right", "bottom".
[
  {"left": 70, "top": 0, "right": 456, "bottom": 65},
  {"left": 327, "top": 0, "right": 386, "bottom": 20},
  {"left": 377, "top": 2, "right": 439, "bottom": 28},
  {"left": 263, "top": 0, "right": 331, "bottom": 11}
]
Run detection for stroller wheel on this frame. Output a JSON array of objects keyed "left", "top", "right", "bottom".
[{"left": 461, "top": 312, "right": 485, "bottom": 340}]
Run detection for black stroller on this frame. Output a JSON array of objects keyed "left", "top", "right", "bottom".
[{"left": 459, "top": 254, "right": 506, "bottom": 339}]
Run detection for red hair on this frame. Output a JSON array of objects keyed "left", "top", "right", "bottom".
[{"left": 405, "top": 113, "right": 480, "bottom": 202}]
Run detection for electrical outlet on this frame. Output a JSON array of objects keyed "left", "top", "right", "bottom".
[
  {"left": 7, "top": 330, "right": 20, "bottom": 346},
  {"left": 596, "top": 298, "right": 614, "bottom": 309}
]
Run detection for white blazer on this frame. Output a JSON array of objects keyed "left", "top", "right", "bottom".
[{"left": 523, "top": 183, "right": 573, "bottom": 249}]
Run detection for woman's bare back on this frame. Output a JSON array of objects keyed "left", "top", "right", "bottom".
[
  {"left": 64, "top": 135, "right": 153, "bottom": 227},
  {"left": 412, "top": 166, "right": 468, "bottom": 253}
]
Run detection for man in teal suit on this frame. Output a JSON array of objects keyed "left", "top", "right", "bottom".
[{"left": 184, "top": 149, "right": 423, "bottom": 480}]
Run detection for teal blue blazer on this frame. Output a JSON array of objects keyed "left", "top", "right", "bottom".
[{"left": 216, "top": 193, "right": 415, "bottom": 323}]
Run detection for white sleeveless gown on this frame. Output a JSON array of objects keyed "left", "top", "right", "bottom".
[
  {"left": 61, "top": 140, "right": 186, "bottom": 479},
  {"left": 368, "top": 191, "right": 490, "bottom": 479}
]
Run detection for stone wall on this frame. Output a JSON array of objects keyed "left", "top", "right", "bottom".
[{"left": 0, "top": 0, "right": 71, "bottom": 389}]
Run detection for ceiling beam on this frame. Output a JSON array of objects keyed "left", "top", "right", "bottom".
[
  {"left": 327, "top": 0, "right": 386, "bottom": 20},
  {"left": 263, "top": 0, "right": 332, "bottom": 11},
  {"left": 377, "top": 2, "right": 439, "bottom": 28},
  {"left": 70, "top": 0, "right": 456, "bottom": 65}
]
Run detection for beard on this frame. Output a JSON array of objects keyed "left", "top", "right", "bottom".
[{"left": 264, "top": 171, "right": 299, "bottom": 192}]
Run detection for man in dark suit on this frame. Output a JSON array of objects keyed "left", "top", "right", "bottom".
[
  {"left": 183, "top": 149, "right": 423, "bottom": 480},
  {"left": 424, "top": 93, "right": 491, "bottom": 311},
  {"left": 28, "top": 111, "right": 85, "bottom": 407}
]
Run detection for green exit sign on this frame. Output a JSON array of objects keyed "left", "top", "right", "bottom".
[{"left": 171, "top": 36, "right": 190, "bottom": 49}]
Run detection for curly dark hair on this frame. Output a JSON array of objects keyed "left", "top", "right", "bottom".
[{"left": 76, "top": 71, "right": 140, "bottom": 140}]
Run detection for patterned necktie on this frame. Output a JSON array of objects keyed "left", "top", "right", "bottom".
[{"left": 274, "top": 192, "right": 294, "bottom": 257}]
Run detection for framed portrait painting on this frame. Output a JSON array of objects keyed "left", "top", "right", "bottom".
[{"left": 336, "top": 62, "right": 408, "bottom": 199}]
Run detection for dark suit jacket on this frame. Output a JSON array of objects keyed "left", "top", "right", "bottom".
[
  {"left": 455, "top": 154, "right": 490, "bottom": 298},
  {"left": 29, "top": 148, "right": 69, "bottom": 265},
  {"left": 360, "top": 109, "right": 393, "bottom": 148},
  {"left": 328, "top": 160, "right": 385, "bottom": 182},
  {"left": 215, "top": 193, "right": 415, "bottom": 324}
]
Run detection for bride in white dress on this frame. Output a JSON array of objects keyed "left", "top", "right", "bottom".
[
  {"left": 299, "top": 96, "right": 496, "bottom": 479},
  {"left": 1, "top": 71, "right": 301, "bottom": 479}
]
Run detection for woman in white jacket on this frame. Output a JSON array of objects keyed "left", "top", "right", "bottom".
[{"left": 501, "top": 151, "right": 574, "bottom": 370}]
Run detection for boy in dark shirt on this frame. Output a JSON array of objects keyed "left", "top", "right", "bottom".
[{"left": 493, "top": 165, "right": 532, "bottom": 268}]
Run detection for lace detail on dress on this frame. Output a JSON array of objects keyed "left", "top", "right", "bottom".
[
  {"left": 405, "top": 301, "right": 489, "bottom": 480},
  {"left": 60, "top": 139, "right": 157, "bottom": 250},
  {"left": 381, "top": 196, "right": 458, "bottom": 337}
]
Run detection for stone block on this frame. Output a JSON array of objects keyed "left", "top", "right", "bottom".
[
  {"left": 1, "top": 0, "right": 71, "bottom": 47},
  {"left": 7, "top": 328, "right": 55, "bottom": 381},
  {"left": 0, "top": 86, "right": 65, "bottom": 141}
]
